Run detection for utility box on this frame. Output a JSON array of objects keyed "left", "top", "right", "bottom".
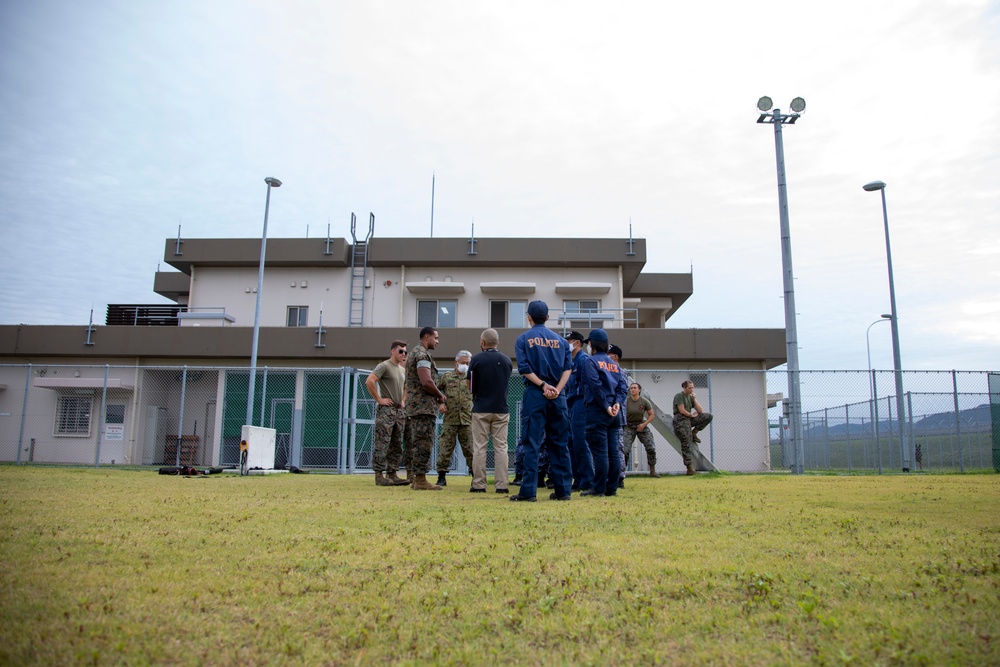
[{"left": 240, "top": 425, "right": 276, "bottom": 470}]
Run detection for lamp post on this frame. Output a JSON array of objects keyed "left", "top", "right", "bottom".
[
  {"left": 863, "top": 180, "right": 909, "bottom": 471},
  {"left": 867, "top": 315, "right": 891, "bottom": 474},
  {"left": 246, "top": 177, "right": 282, "bottom": 427},
  {"left": 757, "top": 96, "right": 807, "bottom": 474}
]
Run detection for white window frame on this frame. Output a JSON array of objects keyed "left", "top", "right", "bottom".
[
  {"left": 417, "top": 299, "right": 457, "bottom": 328},
  {"left": 55, "top": 395, "right": 92, "bottom": 436},
  {"left": 287, "top": 306, "right": 309, "bottom": 327},
  {"left": 489, "top": 299, "right": 527, "bottom": 329}
]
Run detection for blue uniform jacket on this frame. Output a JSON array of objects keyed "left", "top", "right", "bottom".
[
  {"left": 515, "top": 324, "right": 572, "bottom": 385},
  {"left": 582, "top": 352, "right": 627, "bottom": 409},
  {"left": 566, "top": 349, "right": 591, "bottom": 403}
]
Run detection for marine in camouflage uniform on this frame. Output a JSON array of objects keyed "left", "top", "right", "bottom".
[
  {"left": 435, "top": 351, "right": 473, "bottom": 485},
  {"left": 364, "top": 340, "right": 410, "bottom": 486},
  {"left": 673, "top": 379, "right": 713, "bottom": 475},
  {"left": 404, "top": 327, "right": 448, "bottom": 489}
]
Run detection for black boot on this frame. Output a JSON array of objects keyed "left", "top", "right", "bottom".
[
  {"left": 436, "top": 472, "right": 447, "bottom": 487},
  {"left": 511, "top": 474, "right": 522, "bottom": 486}
]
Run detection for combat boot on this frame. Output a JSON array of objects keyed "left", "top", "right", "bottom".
[
  {"left": 686, "top": 464, "right": 696, "bottom": 476},
  {"left": 385, "top": 471, "right": 410, "bottom": 486},
  {"left": 436, "top": 473, "right": 448, "bottom": 487},
  {"left": 649, "top": 465, "right": 659, "bottom": 478},
  {"left": 511, "top": 474, "right": 522, "bottom": 486},
  {"left": 375, "top": 471, "right": 391, "bottom": 486},
  {"left": 411, "top": 474, "right": 442, "bottom": 491}
]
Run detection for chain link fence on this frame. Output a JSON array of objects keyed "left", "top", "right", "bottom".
[{"left": 2, "top": 364, "right": 997, "bottom": 474}]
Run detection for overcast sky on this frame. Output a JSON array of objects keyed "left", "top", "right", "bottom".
[{"left": 1, "top": 0, "right": 997, "bottom": 372}]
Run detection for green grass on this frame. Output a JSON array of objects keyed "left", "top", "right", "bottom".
[{"left": 1, "top": 467, "right": 998, "bottom": 666}]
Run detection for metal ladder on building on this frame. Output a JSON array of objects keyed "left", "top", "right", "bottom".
[{"left": 348, "top": 212, "right": 375, "bottom": 327}]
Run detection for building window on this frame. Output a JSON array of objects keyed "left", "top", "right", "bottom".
[
  {"left": 417, "top": 299, "right": 457, "bottom": 328},
  {"left": 563, "top": 299, "right": 602, "bottom": 315},
  {"left": 490, "top": 300, "right": 527, "bottom": 328},
  {"left": 56, "top": 395, "right": 92, "bottom": 436},
  {"left": 287, "top": 306, "right": 308, "bottom": 327}
]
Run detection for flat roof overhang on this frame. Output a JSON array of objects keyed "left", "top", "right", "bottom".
[{"left": 0, "top": 325, "right": 787, "bottom": 369}]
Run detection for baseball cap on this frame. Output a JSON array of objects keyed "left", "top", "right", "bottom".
[
  {"left": 527, "top": 300, "right": 548, "bottom": 319},
  {"left": 609, "top": 344, "right": 623, "bottom": 359},
  {"left": 564, "top": 331, "right": 585, "bottom": 343},
  {"left": 586, "top": 328, "right": 609, "bottom": 343}
]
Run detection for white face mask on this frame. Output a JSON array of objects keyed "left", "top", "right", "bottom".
[
  {"left": 457, "top": 363, "right": 469, "bottom": 375},
  {"left": 586, "top": 344, "right": 593, "bottom": 356}
]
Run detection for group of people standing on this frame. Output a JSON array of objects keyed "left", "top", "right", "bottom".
[{"left": 365, "top": 299, "right": 713, "bottom": 497}]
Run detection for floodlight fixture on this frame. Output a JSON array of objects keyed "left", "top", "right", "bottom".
[
  {"left": 265, "top": 177, "right": 282, "bottom": 188},
  {"left": 757, "top": 96, "right": 773, "bottom": 112},
  {"left": 863, "top": 180, "right": 886, "bottom": 192},
  {"left": 789, "top": 97, "right": 806, "bottom": 113}
]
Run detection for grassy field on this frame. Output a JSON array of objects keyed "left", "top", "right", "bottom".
[{"left": 1, "top": 467, "right": 998, "bottom": 666}]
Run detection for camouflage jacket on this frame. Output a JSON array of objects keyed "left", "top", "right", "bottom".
[
  {"left": 404, "top": 343, "right": 440, "bottom": 417},
  {"left": 437, "top": 371, "right": 472, "bottom": 426}
]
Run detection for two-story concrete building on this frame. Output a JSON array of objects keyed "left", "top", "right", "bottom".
[{"left": 0, "top": 231, "right": 785, "bottom": 473}]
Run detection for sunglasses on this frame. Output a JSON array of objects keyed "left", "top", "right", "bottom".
[{"left": 397, "top": 349, "right": 408, "bottom": 355}]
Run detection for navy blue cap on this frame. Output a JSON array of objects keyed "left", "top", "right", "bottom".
[
  {"left": 527, "top": 300, "right": 548, "bottom": 319},
  {"left": 586, "top": 328, "right": 609, "bottom": 343}
]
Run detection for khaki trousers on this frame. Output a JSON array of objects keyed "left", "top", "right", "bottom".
[{"left": 471, "top": 412, "right": 509, "bottom": 490}]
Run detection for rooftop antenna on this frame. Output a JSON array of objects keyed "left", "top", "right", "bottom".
[
  {"left": 468, "top": 219, "right": 478, "bottom": 255},
  {"left": 324, "top": 222, "right": 333, "bottom": 255},
  {"left": 306, "top": 224, "right": 309, "bottom": 238},
  {"left": 430, "top": 172, "right": 435, "bottom": 238},
  {"left": 626, "top": 218, "right": 636, "bottom": 255},
  {"left": 174, "top": 224, "right": 183, "bottom": 255}
]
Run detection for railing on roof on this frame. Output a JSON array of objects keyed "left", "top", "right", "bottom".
[
  {"left": 106, "top": 305, "right": 235, "bottom": 326},
  {"left": 552, "top": 307, "right": 639, "bottom": 334}
]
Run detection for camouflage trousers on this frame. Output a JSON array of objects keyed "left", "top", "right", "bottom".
[
  {"left": 672, "top": 413, "right": 713, "bottom": 469},
  {"left": 437, "top": 424, "right": 473, "bottom": 473},
  {"left": 372, "top": 404, "right": 405, "bottom": 473},
  {"left": 617, "top": 424, "right": 626, "bottom": 480},
  {"left": 623, "top": 423, "right": 657, "bottom": 467},
  {"left": 404, "top": 415, "right": 436, "bottom": 475}
]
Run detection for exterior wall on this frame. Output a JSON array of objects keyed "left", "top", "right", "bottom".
[
  {"left": 627, "top": 369, "right": 770, "bottom": 473},
  {"left": 2, "top": 362, "right": 772, "bottom": 472},
  {"left": 184, "top": 264, "right": 625, "bottom": 330}
]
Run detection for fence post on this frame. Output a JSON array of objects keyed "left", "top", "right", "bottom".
[
  {"left": 259, "top": 366, "right": 269, "bottom": 428},
  {"left": 16, "top": 364, "right": 31, "bottom": 465},
  {"left": 845, "top": 402, "right": 852, "bottom": 472},
  {"left": 95, "top": 365, "right": 109, "bottom": 467},
  {"left": 906, "top": 391, "right": 915, "bottom": 471},
  {"left": 953, "top": 370, "right": 964, "bottom": 473},
  {"left": 873, "top": 370, "right": 882, "bottom": 474},
  {"left": 344, "top": 369, "right": 355, "bottom": 474},
  {"left": 707, "top": 369, "right": 714, "bottom": 463},
  {"left": 174, "top": 366, "right": 188, "bottom": 467}
]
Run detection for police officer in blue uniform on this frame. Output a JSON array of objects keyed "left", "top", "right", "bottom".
[
  {"left": 510, "top": 300, "right": 573, "bottom": 502},
  {"left": 564, "top": 330, "right": 593, "bottom": 492},
  {"left": 580, "top": 329, "right": 627, "bottom": 497}
]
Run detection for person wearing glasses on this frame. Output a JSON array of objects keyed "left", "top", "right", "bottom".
[{"left": 365, "top": 340, "right": 410, "bottom": 487}]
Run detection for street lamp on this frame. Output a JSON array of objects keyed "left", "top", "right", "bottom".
[
  {"left": 246, "top": 177, "right": 282, "bottom": 427},
  {"left": 757, "top": 96, "right": 806, "bottom": 474},
  {"left": 863, "top": 180, "right": 910, "bottom": 471},
  {"left": 867, "top": 314, "right": 891, "bottom": 474}
]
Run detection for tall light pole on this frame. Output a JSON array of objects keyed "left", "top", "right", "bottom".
[
  {"left": 867, "top": 314, "right": 891, "bottom": 474},
  {"left": 246, "top": 177, "right": 282, "bottom": 427},
  {"left": 863, "top": 180, "right": 909, "bottom": 471},
  {"left": 757, "top": 96, "right": 807, "bottom": 474}
]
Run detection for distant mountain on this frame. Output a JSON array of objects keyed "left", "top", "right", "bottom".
[{"left": 803, "top": 403, "right": 995, "bottom": 437}]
